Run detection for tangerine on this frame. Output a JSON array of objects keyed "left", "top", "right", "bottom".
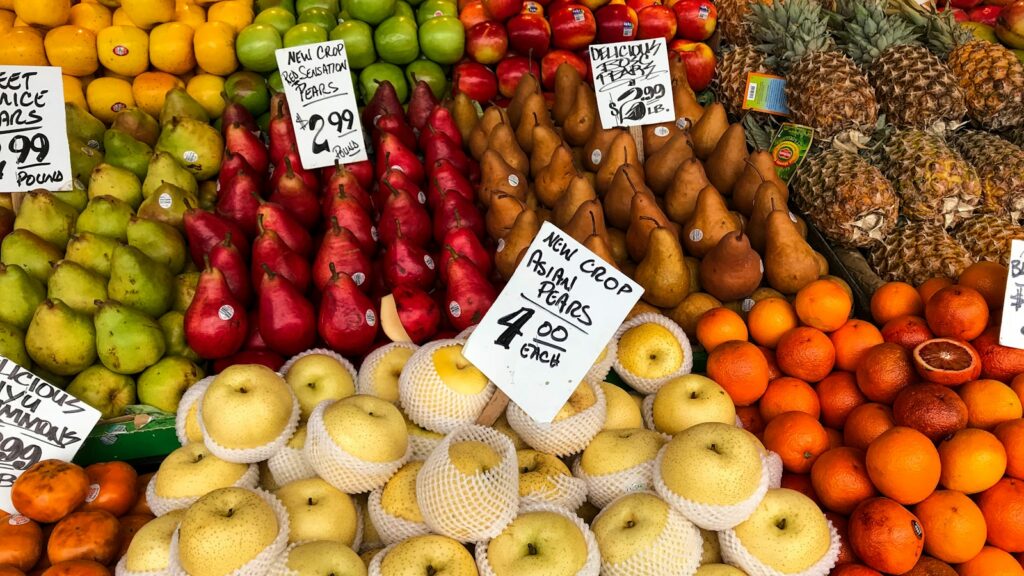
[
  {"left": 924, "top": 286, "right": 989, "bottom": 341},
  {"left": 918, "top": 277, "right": 954, "bottom": 306},
  {"left": 817, "top": 371, "right": 867, "bottom": 429},
  {"left": 763, "top": 411, "right": 830, "bottom": 474},
  {"left": 705, "top": 340, "right": 769, "bottom": 407},
  {"left": 938, "top": 428, "right": 1007, "bottom": 494},
  {"left": 775, "top": 327, "right": 836, "bottom": 382},
  {"left": 810, "top": 446, "right": 877, "bottom": 515},
  {"left": 956, "top": 546, "right": 1024, "bottom": 576},
  {"left": 871, "top": 281, "right": 925, "bottom": 325},
  {"left": 795, "top": 279, "right": 853, "bottom": 332},
  {"left": 748, "top": 297, "right": 798, "bottom": 348},
  {"left": 843, "top": 403, "right": 896, "bottom": 451},
  {"left": 831, "top": 319, "right": 885, "bottom": 372},
  {"left": 865, "top": 426, "right": 941, "bottom": 505},
  {"left": 695, "top": 307, "right": 748, "bottom": 352},
  {"left": 913, "top": 490, "right": 987, "bottom": 564},
  {"left": 960, "top": 379, "right": 1023, "bottom": 430},
  {"left": 892, "top": 384, "right": 968, "bottom": 442},
  {"left": 973, "top": 327, "right": 1024, "bottom": 383},
  {"left": 958, "top": 261, "right": 1008, "bottom": 310},
  {"left": 978, "top": 477, "right": 1024, "bottom": 553},
  {"left": 995, "top": 419, "right": 1024, "bottom": 480},
  {"left": 759, "top": 377, "right": 820, "bottom": 422}
]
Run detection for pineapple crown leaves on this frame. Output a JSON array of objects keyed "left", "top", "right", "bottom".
[
  {"left": 889, "top": 0, "right": 973, "bottom": 57},
  {"left": 828, "top": 0, "right": 922, "bottom": 66},
  {"left": 747, "top": 0, "right": 835, "bottom": 72},
  {"left": 743, "top": 114, "right": 780, "bottom": 150}
]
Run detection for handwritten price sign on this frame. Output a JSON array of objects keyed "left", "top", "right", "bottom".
[
  {"left": 1000, "top": 240, "right": 1024, "bottom": 350},
  {"left": 464, "top": 223, "right": 643, "bottom": 423},
  {"left": 0, "top": 66, "right": 72, "bottom": 192},
  {"left": 589, "top": 38, "right": 675, "bottom": 128},
  {"left": 275, "top": 41, "right": 368, "bottom": 169}
]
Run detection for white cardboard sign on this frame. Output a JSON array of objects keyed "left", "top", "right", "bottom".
[
  {"left": 0, "top": 66, "right": 72, "bottom": 192},
  {"left": 589, "top": 38, "right": 675, "bottom": 128},
  {"left": 0, "top": 356, "right": 100, "bottom": 514},
  {"left": 275, "top": 41, "right": 368, "bottom": 169},
  {"left": 464, "top": 222, "right": 643, "bottom": 423},
  {"left": 1000, "top": 239, "right": 1024, "bottom": 349}
]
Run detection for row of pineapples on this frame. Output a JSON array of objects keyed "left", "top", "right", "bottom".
[{"left": 710, "top": 0, "right": 1024, "bottom": 285}]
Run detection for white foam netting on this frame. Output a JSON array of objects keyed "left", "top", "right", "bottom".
[
  {"left": 474, "top": 501, "right": 601, "bottom": 576},
  {"left": 367, "top": 481, "right": 433, "bottom": 546},
  {"left": 265, "top": 429, "right": 317, "bottom": 487},
  {"left": 506, "top": 380, "right": 607, "bottom": 457},
  {"left": 281, "top": 348, "right": 359, "bottom": 416},
  {"left": 719, "top": 514, "right": 841, "bottom": 576},
  {"left": 175, "top": 376, "right": 213, "bottom": 446},
  {"left": 591, "top": 491, "right": 704, "bottom": 576},
  {"left": 305, "top": 399, "right": 412, "bottom": 494},
  {"left": 520, "top": 471, "right": 589, "bottom": 512},
  {"left": 585, "top": 339, "right": 618, "bottom": 384},
  {"left": 167, "top": 488, "right": 290, "bottom": 576},
  {"left": 146, "top": 461, "right": 260, "bottom": 517},
  {"left": 408, "top": 433, "right": 443, "bottom": 461},
  {"left": 612, "top": 313, "right": 693, "bottom": 394},
  {"left": 572, "top": 456, "right": 659, "bottom": 510},
  {"left": 199, "top": 374, "right": 301, "bottom": 464},
  {"left": 366, "top": 542, "right": 395, "bottom": 576},
  {"left": 357, "top": 342, "right": 420, "bottom": 403},
  {"left": 398, "top": 339, "right": 496, "bottom": 434},
  {"left": 416, "top": 424, "right": 519, "bottom": 543}
]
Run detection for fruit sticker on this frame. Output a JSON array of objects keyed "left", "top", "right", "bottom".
[{"left": 589, "top": 38, "right": 675, "bottom": 128}]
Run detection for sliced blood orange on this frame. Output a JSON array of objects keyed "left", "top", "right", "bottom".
[{"left": 913, "top": 338, "right": 982, "bottom": 386}]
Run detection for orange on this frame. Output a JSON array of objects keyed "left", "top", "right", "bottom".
[
  {"left": 856, "top": 343, "right": 917, "bottom": 403},
  {"left": 960, "top": 379, "right": 1023, "bottom": 430},
  {"left": 206, "top": 0, "right": 253, "bottom": 32},
  {"left": 780, "top": 472, "right": 818, "bottom": 501},
  {"left": 758, "top": 345, "right": 783, "bottom": 380},
  {"left": 763, "top": 411, "right": 830, "bottom": 473},
  {"left": 193, "top": 20, "right": 239, "bottom": 76},
  {"left": 925, "top": 286, "right": 990, "bottom": 341},
  {"left": 705, "top": 340, "right": 769, "bottom": 407},
  {"left": 1014, "top": 374, "right": 1024, "bottom": 405},
  {"left": 695, "top": 307, "right": 747, "bottom": 352},
  {"left": 918, "top": 277, "right": 954, "bottom": 306},
  {"left": 775, "top": 326, "right": 836, "bottom": 382},
  {"left": 912, "top": 338, "right": 982, "bottom": 386},
  {"left": 736, "top": 405, "right": 765, "bottom": 436},
  {"left": 844, "top": 403, "right": 896, "bottom": 451},
  {"left": 748, "top": 297, "right": 798, "bottom": 348},
  {"left": 903, "top": 557, "right": 959, "bottom": 576},
  {"left": 865, "top": 426, "right": 941, "bottom": 505},
  {"left": 826, "top": 426, "right": 843, "bottom": 449},
  {"left": 958, "top": 261, "right": 1008, "bottom": 310},
  {"left": 795, "top": 278, "right": 853, "bottom": 332},
  {"left": 872, "top": 281, "right": 924, "bottom": 325},
  {"left": 956, "top": 546, "right": 1024, "bottom": 576},
  {"left": 848, "top": 497, "right": 925, "bottom": 574},
  {"left": 914, "top": 490, "right": 987, "bottom": 564},
  {"left": 881, "top": 315, "right": 935, "bottom": 351},
  {"left": 995, "top": 419, "right": 1024, "bottom": 480},
  {"left": 62, "top": 75, "right": 87, "bottom": 110},
  {"left": 831, "top": 319, "right": 885, "bottom": 372},
  {"left": 938, "top": 428, "right": 1007, "bottom": 494},
  {"left": 973, "top": 327, "right": 1024, "bottom": 383},
  {"left": 811, "top": 446, "right": 877, "bottom": 515},
  {"left": 43, "top": 25, "right": 98, "bottom": 77},
  {"left": 759, "top": 377, "right": 820, "bottom": 422},
  {"left": 818, "top": 371, "right": 867, "bottom": 429},
  {"left": 978, "top": 477, "right": 1024, "bottom": 553},
  {"left": 175, "top": 1, "right": 206, "bottom": 29}
]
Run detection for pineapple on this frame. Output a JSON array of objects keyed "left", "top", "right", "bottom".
[
  {"left": 954, "top": 213, "right": 1024, "bottom": 265},
  {"left": 790, "top": 148, "right": 899, "bottom": 248},
  {"left": 718, "top": 0, "right": 761, "bottom": 46},
  {"left": 868, "top": 222, "right": 974, "bottom": 284},
  {"left": 713, "top": 46, "right": 772, "bottom": 118},
  {"left": 950, "top": 130, "right": 1024, "bottom": 223},
  {"left": 830, "top": 0, "right": 966, "bottom": 129},
  {"left": 874, "top": 129, "right": 981, "bottom": 229}
]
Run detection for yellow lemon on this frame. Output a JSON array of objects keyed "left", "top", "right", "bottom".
[
  {"left": 13, "top": 0, "right": 70, "bottom": 28},
  {"left": 86, "top": 76, "right": 135, "bottom": 124},
  {"left": 150, "top": 22, "right": 196, "bottom": 75},
  {"left": 62, "top": 74, "right": 88, "bottom": 110},
  {"left": 121, "top": 0, "right": 175, "bottom": 29},
  {"left": 186, "top": 73, "right": 226, "bottom": 118},
  {"left": 69, "top": 2, "right": 111, "bottom": 33},
  {"left": 0, "top": 27, "right": 46, "bottom": 65},
  {"left": 133, "top": 71, "right": 185, "bottom": 117},
  {"left": 0, "top": 9, "right": 14, "bottom": 34},
  {"left": 111, "top": 7, "right": 134, "bottom": 26},
  {"left": 44, "top": 25, "right": 99, "bottom": 77},
  {"left": 193, "top": 20, "right": 237, "bottom": 75},
  {"left": 175, "top": 0, "right": 206, "bottom": 30},
  {"left": 97, "top": 25, "right": 149, "bottom": 77},
  {"left": 206, "top": 0, "right": 252, "bottom": 32}
]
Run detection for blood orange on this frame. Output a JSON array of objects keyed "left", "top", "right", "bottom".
[{"left": 912, "top": 338, "right": 981, "bottom": 386}]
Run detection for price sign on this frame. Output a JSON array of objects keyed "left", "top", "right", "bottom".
[
  {"left": 275, "top": 40, "right": 367, "bottom": 169},
  {"left": 589, "top": 38, "right": 675, "bottom": 128},
  {"left": 0, "top": 357, "right": 100, "bottom": 514},
  {"left": 1000, "top": 240, "right": 1024, "bottom": 349},
  {"left": 464, "top": 223, "right": 643, "bottom": 423},
  {"left": 0, "top": 66, "right": 72, "bottom": 192}
]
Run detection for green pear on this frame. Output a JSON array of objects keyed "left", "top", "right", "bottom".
[
  {"left": 172, "top": 272, "right": 200, "bottom": 313},
  {"left": 137, "top": 356, "right": 204, "bottom": 412},
  {"left": 137, "top": 182, "right": 196, "bottom": 230},
  {"left": 69, "top": 135, "right": 105, "bottom": 183},
  {"left": 1, "top": 230, "right": 63, "bottom": 282},
  {"left": 0, "top": 321, "right": 29, "bottom": 366},
  {"left": 103, "top": 129, "right": 153, "bottom": 180},
  {"left": 67, "top": 365, "right": 136, "bottom": 419},
  {"left": 26, "top": 299, "right": 97, "bottom": 376},
  {"left": 158, "top": 311, "right": 200, "bottom": 361},
  {"left": 29, "top": 365, "right": 70, "bottom": 388},
  {"left": 76, "top": 196, "right": 134, "bottom": 241},
  {"left": 48, "top": 260, "right": 108, "bottom": 315},
  {"left": 89, "top": 164, "right": 143, "bottom": 208},
  {"left": 94, "top": 299, "right": 167, "bottom": 375},
  {"left": 65, "top": 103, "right": 107, "bottom": 150},
  {"left": 159, "top": 87, "right": 211, "bottom": 126},
  {"left": 111, "top": 107, "right": 160, "bottom": 147},
  {"left": 126, "top": 217, "right": 187, "bottom": 274},
  {"left": 65, "top": 232, "right": 118, "bottom": 278},
  {"left": 14, "top": 191, "right": 78, "bottom": 248},
  {"left": 108, "top": 244, "right": 174, "bottom": 318},
  {"left": 198, "top": 180, "right": 218, "bottom": 211},
  {"left": 0, "top": 263, "right": 46, "bottom": 330},
  {"left": 142, "top": 152, "right": 198, "bottom": 199},
  {"left": 53, "top": 185, "right": 89, "bottom": 211},
  {"left": 155, "top": 117, "right": 223, "bottom": 181}
]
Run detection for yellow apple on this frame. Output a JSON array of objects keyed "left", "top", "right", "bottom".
[
  {"left": 517, "top": 449, "right": 572, "bottom": 498},
  {"left": 432, "top": 344, "right": 489, "bottom": 394},
  {"left": 651, "top": 375, "right": 736, "bottom": 435},
  {"left": 123, "top": 509, "right": 185, "bottom": 572},
  {"left": 380, "top": 460, "right": 426, "bottom": 523},
  {"left": 358, "top": 342, "right": 416, "bottom": 403},
  {"left": 276, "top": 477, "right": 359, "bottom": 545},
  {"left": 378, "top": 534, "right": 479, "bottom": 576},
  {"left": 153, "top": 443, "right": 251, "bottom": 499},
  {"left": 321, "top": 395, "right": 409, "bottom": 463},
  {"left": 728, "top": 488, "right": 833, "bottom": 574},
  {"left": 201, "top": 364, "right": 297, "bottom": 451},
  {"left": 658, "top": 422, "right": 764, "bottom": 507},
  {"left": 485, "top": 511, "right": 590, "bottom": 576},
  {"left": 616, "top": 323, "right": 685, "bottom": 380},
  {"left": 177, "top": 487, "right": 281, "bottom": 576},
  {"left": 579, "top": 429, "right": 667, "bottom": 476},
  {"left": 286, "top": 540, "right": 367, "bottom": 576},
  {"left": 600, "top": 382, "right": 643, "bottom": 430},
  {"left": 285, "top": 353, "right": 356, "bottom": 420}
]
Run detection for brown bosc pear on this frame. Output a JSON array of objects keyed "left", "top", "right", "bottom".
[
  {"left": 665, "top": 158, "right": 711, "bottom": 225},
  {"left": 690, "top": 103, "right": 729, "bottom": 161},
  {"left": 553, "top": 63, "right": 583, "bottom": 125},
  {"left": 486, "top": 122, "right": 530, "bottom": 175},
  {"left": 469, "top": 106, "right": 509, "bottom": 160},
  {"left": 596, "top": 131, "right": 642, "bottom": 195},
  {"left": 515, "top": 92, "right": 551, "bottom": 153},
  {"left": 635, "top": 225, "right": 690, "bottom": 308},
  {"left": 645, "top": 130, "right": 695, "bottom": 195},
  {"left": 814, "top": 251, "right": 829, "bottom": 276},
  {"left": 479, "top": 149, "right": 530, "bottom": 206},
  {"left": 508, "top": 73, "right": 540, "bottom": 128},
  {"left": 607, "top": 228, "right": 629, "bottom": 266},
  {"left": 535, "top": 144, "right": 577, "bottom": 208},
  {"left": 731, "top": 150, "right": 788, "bottom": 217},
  {"left": 643, "top": 121, "right": 680, "bottom": 157},
  {"left": 699, "top": 231, "right": 763, "bottom": 302},
  {"left": 450, "top": 92, "right": 480, "bottom": 143},
  {"left": 582, "top": 211, "right": 618, "bottom": 268},
  {"left": 582, "top": 122, "right": 622, "bottom": 173},
  {"left": 486, "top": 193, "right": 528, "bottom": 239},
  {"left": 552, "top": 174, "right": 597, "bottom": 226},
  {"left": 669, "top": 51, "right": 704, "bottom": 124},
  {"left": 564, "top": 83, "right": 599, "bottom": 147},
  {"left": 764, "top": 207, "right": 820, "bottom": 294},
  {"left": 705, "top": 123, "right": 749, "bottom": 196},
  {"left": 605, "top": 164, "right": 649, "bottom": 230},
  {"left": 496, "top": 209, "right": 542, "bottom": 279},
  {"left": 563, "top": 200, "right": 608, "bottom": 245},
  {"left": 530, "top": 120, "right": 564, "bottom": 178},
  {"left": 745, "top": 180, "right": 790, "bottom": 253},
  {"left": 682, "top": 185, "right": 742, "bottom": 258},
  {"left": 626, "top": 193, "right": 675, "bottom": 262}
]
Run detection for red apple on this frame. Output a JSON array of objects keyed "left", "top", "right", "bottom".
[
  {"left": 453, "top": 60, "right": 499, "bottom": 102},
  {"left": 497, "top": 54, "right": 542, "bottom": 97},
  {"left": 541, "top": 49, "right": 588, "bottom": 89},
  {"left": 460, "top": 1, "right": 493, "bottom": 29},
  {"left": 949, "top": 0, "right": 983, "bottom": 9},
  {"left": 669, "top": 39, "right": 715, "bottom": 91},
  {"left": 998, "top": 0, "right": 1024, "bottom": 47},
  {"left": 672, "top": 0, "right": 716, "bottom": 41},
  {"left": 637, "top": 4, "right": 676, "bottom": 39},
  {"left": 950, "top": 7, "right": 970, "bottom": 19},
  {"left": 971, "top": 4, "right": 1002, "bottom": 23},
  {"left": 595, "top": 3, "right": 639, "bottom": 42},
  {"left": 466, "top": 21, "right": 510, "bottom": 64},
  {"left": 508, "top": 12, "right": 552, "bottom": 56},
  {"left": 550, "top": 4, "right": 597, "bottom": 50},
  {"left": 522, "top": 0, "right": 545, "bottom": 13},
  {"left": 482, "top": 0, "right": 525, "bottom": 20},
  {"left": 627, "top": 0, "right": 661, "bottom": 10}
]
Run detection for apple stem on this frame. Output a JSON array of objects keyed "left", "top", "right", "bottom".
[{"left": 527, "top": 543, "right": 538, "bottom": 556}]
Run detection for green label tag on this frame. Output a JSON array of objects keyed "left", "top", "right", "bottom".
[
  {"left": 770, "top": 123, "right": 814, "bottom": 182},
  {"left": 742, "top": 73, "right": 790, "bottom": 116}
]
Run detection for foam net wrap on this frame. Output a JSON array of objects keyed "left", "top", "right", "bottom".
[
  {"left": 175, "top": 376, "right": 213, "bottom": 446},
  {"left": 719, "top": 515, "right": 841, "bottom": 576},
  {"left": 506, "top": 380, "right": 607, "bottom": 457},
  {"left": 146, "top": 461, "right": 259, "bottom": 517},
  {"left": 398, "top": 339, "right": 497, "bottom": 434},
  {"left": 357, "top": 342, "right": 419, "bottom": 403},
  {"left": 474, "top": 502, "right": 601, "bottom": 576},
  {"left": 367, "top": 482, "right": 433, "bottom": 546},
  {"left": 612, "top": 313, "right": 693, "bottom": 394},
  {"left": 592, "top": 491, "right": 704, "bottom": 576},
  {"left": 198, "top": 374, "right": 301, "bottom": 465}
]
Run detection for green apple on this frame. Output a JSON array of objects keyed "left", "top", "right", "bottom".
[
  {"left": 137, "top": 356, "right": 204, "bottom": 413},
  {"left": 418, "top": 15, "right": 464, "bottom": 65},
  {"left": 201, "top": 364, "right": 296, "bottom": 451},
  {"left": 375, "top": 15, "right": 419, "bottom": 65},
  {"left": 225, "top": 70, "right": 271, "bottom": 115},
  {"left": 348, "top": 0, "right": 396, "bottom": 25},
  {"left": 486, "top": 511, "right": 588, "bottom": 576},
  {"left": 123, "top": 510, "right": 186, "bottom": 573},
  {"left": 395, "top": 0, "right": 415, "bottom": 19},
  {"left": 236, "top": 23, "right": 283, "bottom": 73},
  {"left": 298, "top": 6, "right": 336, "bottom": 29},
  {"left": 284, "top": 22, "right": 329, "bottom": 47},
  {"left": 254, "top": 6, "right": 296, "bottom": 35},
  {"left": 276, "top": 477, "right": 359, "bottom": 545},
  {"left": 405, "top": 59, "right": 447, "bottom": 99},
  {"left": 416, "top": 0, "right": 456, "bottom": 23},
  {"left": 330, "top": 20, "right": 376, "bottom": 69},
  {"left": 153, "top": 443, "right": 251, "bottom": 500},
  {"left": 268, "top": 71, "right": 285, "bottom": 93},
  {"left": 285, "top": 541, "right": 366, "bottom": 576},
  {"left": 297, "top": 0, "right": 339, "bottom": 15},
  {"left": 178, "top": 488, "right": 281, "bottom": 576},
  {"left": 731, "top": 488, "right": 833, "bottom": 573},
  {"left": 258, "top": 0, "right": 296, "bottom": 12},
  {"left": 379, "top": 535, "right": 477, "bottom": 575},
  {"left": 66, "top": 365, "right": 135, "bottom": 419},
  {"left": 360, "top": 62, "right": 409, "bottom": 103}
]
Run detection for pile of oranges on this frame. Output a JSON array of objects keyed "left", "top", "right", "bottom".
[{"left": 694, "top": 262, "right": 1024, "bottom": 576}]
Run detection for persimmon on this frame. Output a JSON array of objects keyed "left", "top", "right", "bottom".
[
  {"left": 127, "top": 472, "right": 154, "bottom": 516},
  {"left": 10, "top": 460, "right": 89, "bottom": 523},
  {"left": 116, "top": 514, "right": 155, "bottom": 558},
  {"left": 47, "top": 510, "right": 120, "bottom": 566},
  {"left": 0, "top": 514, "right": 43, "bottom": 571},
  {"left": 40, "top": 560, "right": 111, "bottom": 576},
  {"left": 79, "top": 461, "right": 137, "bottom": 517}
]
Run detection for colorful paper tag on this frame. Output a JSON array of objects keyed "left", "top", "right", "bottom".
[
  {"left": 742, "top": 72, "right": 790, "bottom": 116},
  {"left": 769, "top": 123, "right": 814, "bottom": 183}
]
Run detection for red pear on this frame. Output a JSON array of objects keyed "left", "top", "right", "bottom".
[
  {"left": 362, "top": 80, "right": 406, "bottom": 126},
  {"left": 275, "top": 146, "right": 320, "bottom": 189},
  {"left": 269, "top": 156, "right": 320, "bottom": 228},
  {"left": 347, "top": 159, "right": 374, "bottom": 190},
  {"left": 434, "top": 189, "right": 486, "bottom": 243},
  {"left": 428, "top": 159, "right": 476, "bottom": 207},
  {"left": 224, "top": 121, "right": 269, "bottom": 175},
  {"left": 256, "top": 201, "right": 313, "bottom": 256},
  {"left": 244, "top": 309, "right": 267, "bottom": 351},
  {"left": 382, "top": 221, "right": 437, "bottom": 290},
  {"left": 376, "top": 167, "right": 424, "bottom": 210},
  {"left": 322, "top": 164, "right": 375, "bottom": 213},
  {"left": 425, "top": 106, "right": 463, "bottom": 147},
  {"left": 208, "top": 233, "right": 251, "bottom": 306},
  {"left": 221, "top": 102, "right": 258, "bottom": 136},
  {"left": 219, "top": 148, "right": 259, "bottom": 186},
  {"left": 441, "top": 227, "right": 493, "bottom": 279},
  {"left": 215, "top": 160, "right": 262, "bottom": 239},
  {"left": 313, "top": 217, "right": 374, "bottom": 293},
  {"left": 324, "top": 187, "right": 377, "bottom": 255},
  {"left": 184, "top": 263, "right": 248, "bottom": 359},
  {"left": 374, "top": 113, "right": 418, "bottom": 151},
  {"left": 408, "top": 81, "right": 439, "bottom": 133},
  {"left": 444, "top": 248, "right": 497, "bottom": 330},
  {"left": 378, "top": 184, "right": 432, "bottom": 246},
  {"left": 375, "top": 133, "right": 425, "bottom": 184},
  {"left": 269, "top": 94, "right": 296, "bottom": 165},
  {"left": 421, "top": 125, "right": 477, "bottom": 180},
  {"left": 251, "top": 223, "right": 311, "bottom": 294},
  {"left": 392, "top": 285, "right": 442, "bottom": 344},
  {"left": 258, "top": 265, "right": 317, "bottom": 356},
  {"left": 183, "top": 206, "right": 251, "bottom": 268},
  {"left": 318, "top": 263, "right": 379, "bottom": 356}
]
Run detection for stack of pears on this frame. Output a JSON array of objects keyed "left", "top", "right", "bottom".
[
  {"left": 456, "top": 59, "right": 833, "bottom": 338},
  {"left": 0, "top": 93, "right": 219, "bottom": 419}
]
